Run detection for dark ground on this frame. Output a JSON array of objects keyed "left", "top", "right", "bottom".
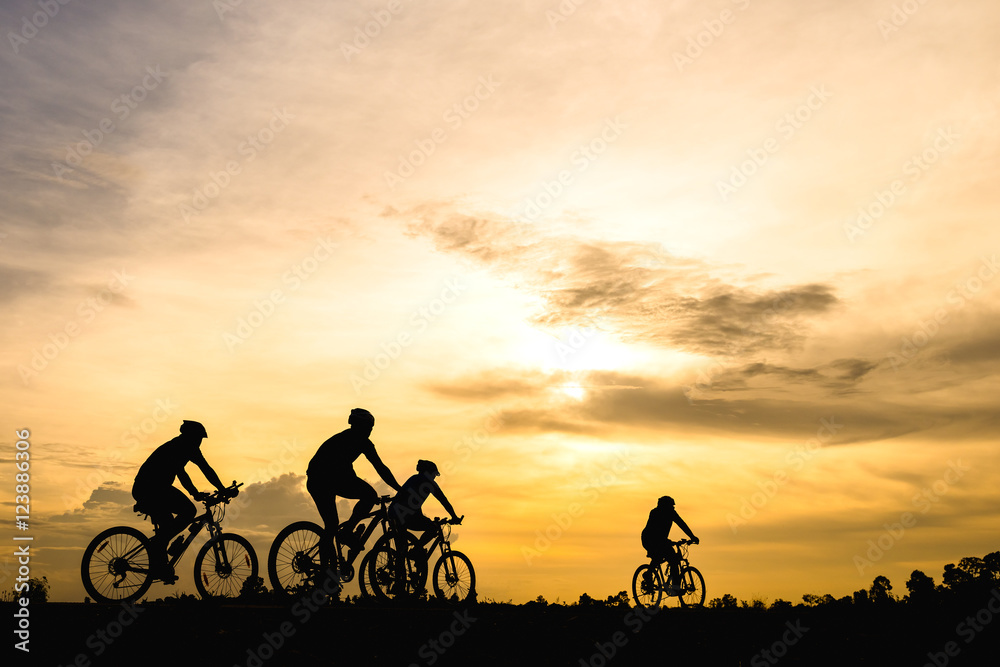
[{"left": 7, "top": 596, "right": 1000, "bottom": 666}]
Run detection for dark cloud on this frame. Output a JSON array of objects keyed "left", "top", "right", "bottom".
[
  {"left": 404, "top": 207, "right": 840, "bottom": 356},
  {"left": 422, "top": 366, "right": 952, "bottom": 445}
]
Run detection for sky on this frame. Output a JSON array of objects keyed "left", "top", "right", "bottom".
[{"left": 1, "top": 0, "right": 999, "bottom": 605}]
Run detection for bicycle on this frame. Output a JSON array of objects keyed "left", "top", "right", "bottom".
[
  {"left": 81, "top": 482, "right": 257, "bottom": 603},
  {"left": 267, "top": 494, "right": 415, "bottom": 598},
  {"left": 368, "top": 516, "right": 475, "bottom": 603},
  {"left": 631, "top": 539, "right": 705, "bottom": 609}
]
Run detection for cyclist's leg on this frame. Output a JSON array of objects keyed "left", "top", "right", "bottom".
[
  {"left": 306, "top": 475, "right": 339, "bottom": 569},
  {"left": 404, "top": 513, "right": 436, "bottom": 551},
  {"left": 336, "top": 475, "right": 377, "bottom": 537},
  {"left": 135, "top": 486, "right": 193, "bottom": 576},
  {"left": 664, "top": 546, "right": 682, "bottom": 586}
]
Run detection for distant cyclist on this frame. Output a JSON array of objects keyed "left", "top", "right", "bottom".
[
  {"left": 641, "top": 495, "right": 699, "bottom": 593},
  {"left": 390, "top": 460, "right": 462, "bottom": 554},
  {"left": 307, "top": 408, "right": 402, "bottom": 567},
  {"left": 132, "top": 420, "right": 232, "bottom": 580}
]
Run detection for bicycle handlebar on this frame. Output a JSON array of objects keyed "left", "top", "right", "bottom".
[
  {"left": 202, "top": 482, "right": 242, "bottom": 507},
  {"left": 433, "top": 515, "right": 464, "bottom": 526}
]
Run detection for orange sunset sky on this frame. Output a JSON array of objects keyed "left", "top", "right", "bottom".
[{"left": 2, "top": 0, "right": 999, "bottom": 604}]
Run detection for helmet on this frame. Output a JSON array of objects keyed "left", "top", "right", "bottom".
[
  {"left": 180, "top": 420, "right": 208, "bottom": 438},
  {"left": 348, "top": 408, "right": 375, "bottom": 427},
  {"left": 416, "top": 459, "right": 439, "bottom": 476}
]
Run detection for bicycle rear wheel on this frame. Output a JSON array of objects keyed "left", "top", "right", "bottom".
[
  {"left": 368, "top": 532, "right": 425, "bottom": 601},
  {"left": 679, "top": 566, "right": 706, "bottom": 607},
  {"left": 81, "top": 526, "right": 153, "bottom": 604},
  {"left": 631, "top": 563, "right": 662, "bottom": 609},
  {"left": 432, "top": 551, "right": 475, "bottom": 603},
  {"left": 195, "top": 533, "right": 258, "bottom": 598},
  {"left": 268, "top": 521, "right": 324, "bottom": 596}
]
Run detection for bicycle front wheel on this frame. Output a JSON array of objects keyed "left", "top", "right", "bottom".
[
  {"left": 432, "top": 551, "right": 475, "bottom": 603},
  {"left": 631, "top": 563, "right": 662, "bottom": 609},
  {"left": 195, "top": 533, "right": 258, "bottom": 598},
  {"left": 268, "top": 521, "right": 324, "bottom": 596},
  {"left": 679, "top": 566, "right": 706, "bottom": 608},
  {"left": 81, "top": 526, "right": 153, "bottom": 604}
]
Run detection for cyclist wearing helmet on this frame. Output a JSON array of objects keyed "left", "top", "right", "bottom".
[
  {"left": 390, "top": 459, "right": 461, "bottom": 552},
  {"left": 132, "top": 420, "right": 230, "bottom": 579},
  {"left": 641, "top": 495, "right": 699, "bottom": 593},
  {"left": 307, "top": 408, "right": 401, "bottom": 565}
]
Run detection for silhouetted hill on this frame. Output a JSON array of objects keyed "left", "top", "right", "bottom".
[{"left": 9, "top": 592, "right": 1000, "bottom": 666}]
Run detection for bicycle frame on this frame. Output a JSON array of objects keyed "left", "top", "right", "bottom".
[
  {"left": 139, "top": 488, "right": 237, "bottom": 575},
  {"left": 339, "top": 495, "right": 395, "bottom": 566}
]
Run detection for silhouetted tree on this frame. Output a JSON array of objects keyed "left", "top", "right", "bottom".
[
  {"left": 869, "top": 575, "right": 894, "bottom": 605},
  {"left": 942, "top": 562, "right": 974, "bottom": 592},
  {"left": 605, "top": 591, "right": 631, "bottom": 608},
  {"left": 708, "top": 593, "right": 738, "bottom": 609},
  {"left": 852, "top": 589, "right": 869, "bottom": 606},
  {"left": 769, "top": 599, "right": 792, "bottom": 611},
  {"left": 904, "top": 570, "right": 936, "bottom": 606},
  {"left": 576, "top": 592, "right": 596, "bottom": 607}
]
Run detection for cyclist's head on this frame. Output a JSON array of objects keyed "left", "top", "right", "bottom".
[
  {"left": 179, "top": 420, "right": 208, "bottom": 439},
  {"left": 416, "top": 459, "right": 440, "bottom": 477},
  {"left": 348, "top": 408, "right": 375, "bottom": 428},
  {"left": 658, "top": 495, "right": 675, "bottom": 509}
]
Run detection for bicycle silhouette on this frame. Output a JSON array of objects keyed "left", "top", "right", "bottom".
[
  {"left": 631, "top": 539, "right": 705, "bottom": 608},
  {"left": 368, "top": 516, "right": 475, "bottom": 603},
  {"left": 268, "top": 493, "right": 411, "bottom": 598},
  {"left": 81, "top": 482, "right": 258, "bottom": 602}
]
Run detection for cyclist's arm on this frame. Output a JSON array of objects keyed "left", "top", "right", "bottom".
[
  {"left": 673, "top": 512, "right": 698, "bottom": 542},
  {"left": 365, "top": 445, "right": 402, "bottom": 492},
  {"left": 430, "top": 483, "right": 459, "bottom": 521},
  {"left": 191, "top": 449, "right": 226, "bottom": 492},
  {"left": 177, "top": 468, "right": 201, "bottom": 497}
]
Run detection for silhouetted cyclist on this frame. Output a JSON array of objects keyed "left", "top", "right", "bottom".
[
  {"left": 641, "top": 495, "right": 699, "bottom": 593},
  {"left": 131, "top": 420, "right": 231, "bottom": 580},
  {"left": 390, "top": 459, "right": 461, "bottom": 553},
  {"left": 307, "top": 408, "right": 401, "bottom": 567}
]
